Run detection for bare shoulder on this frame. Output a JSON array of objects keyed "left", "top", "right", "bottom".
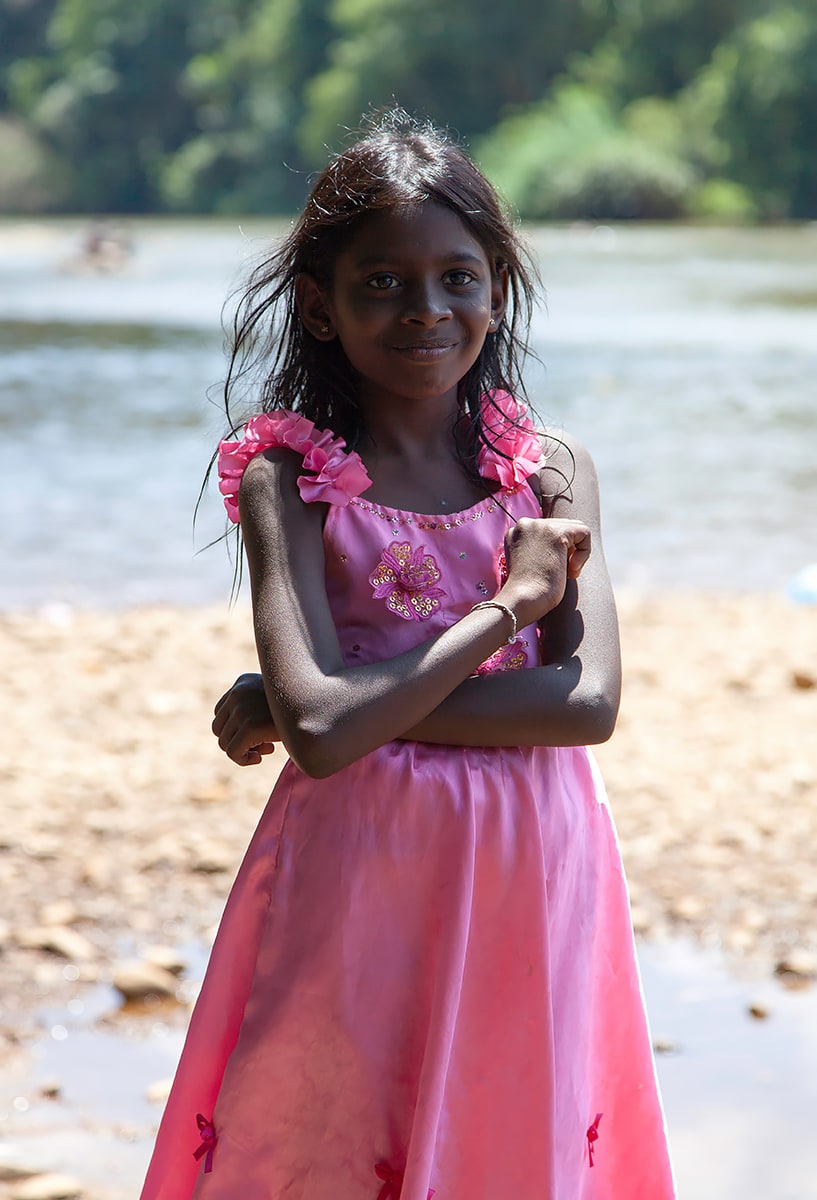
[
  {"left": 240, "top": 445, "right": 300, "bottom": 498},
  {"left": 535, "top": 426, "right": 600, "bottom": 519},
  {"left": 238, "top": 447, "right": 317, "bottom": 525}
]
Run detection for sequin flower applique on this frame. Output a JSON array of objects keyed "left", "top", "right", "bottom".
[
  {"left": 475, "top": 639, "right": 529, "bottom": 675},
  {"left": 370, "top": 541, "right": 446, "bottom": 622}
]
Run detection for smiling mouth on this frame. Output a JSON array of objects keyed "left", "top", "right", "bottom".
[{"left": 393, "top": 342, "right": 457, "bottom": 359}]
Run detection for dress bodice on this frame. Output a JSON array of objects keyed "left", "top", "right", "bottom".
[
  {"left": 323, "top": 489, "right": 542, "bottom": 671},
  {"left": 217, "top": 394, "right": 546, "bottom": 674}
]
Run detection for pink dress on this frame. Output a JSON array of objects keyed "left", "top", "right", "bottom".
[{"left": 141, "top": 398, "right": 675, "bottom": 1200}]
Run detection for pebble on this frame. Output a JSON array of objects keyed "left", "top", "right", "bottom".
[
  {"left": 9, "top": 1175, "right": 84, "bottom": 1200},
  {"left": 15, "top": 926, "right": 96, "bottom": 962},
  {"left": 791, "top": 670, "right": 815, "bottom": 690},
  {"left": 143, "top": 945, "right": 188, "bottom": 976},
  {"left": 671, "top": 895, "right": 706, "bottom": 921},
  {"left": 112, "top": 960, "right": 180, "bottom": 1001},
  {"left": 39, "top": 901, "right": 80, "bottom": 927},
  {"left": 747, "top": 1002, "right": 770, "bottom": 1020},
  {"left": 774, "top": 949, "right": 817, "bottom": 980},
  {"left": 146, "top": 1077, "right": 173, "bottom": 1104},
  {"left": 191, "top": 843, "right": 233, "bottom": 874},
  {"left": 0, "top": 1165, "right": 37, "bottom": 1182},
  {"left": 652, "top": 1035, "right": 681, "bottom": 1055}
]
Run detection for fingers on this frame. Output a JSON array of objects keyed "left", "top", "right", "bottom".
[
  {"left": 213, "top": 673, "right": 264, "bottom": 720},
  {"left": 566, "top": 527, "right": 592, "bottom": 579},
  {"left": 212, "top": 692, "right": 231, "bottom": 734},
  {"left": 211, "top": 674, "right": 278, "bottom": 766},
  {"left": 236, "top": 742, "right": 276, "bottom": 767},
  {"left": 225, "top": 721, "right": 276, "bottom": 766}
]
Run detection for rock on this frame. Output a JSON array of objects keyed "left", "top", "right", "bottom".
[
  {"left": 112, "top": 960, "right": 179, "bottom": 1002},
  {"left": 9, "top": 1175, "right": 84, "bottom": 1200},
  {"left": 774, "top": 949, "right": 817, "bottom": 980},
  {"left": 748, "top": 1002, "right": 770, "bottom": 1020},
  {"left": 0, "top": 1164, "right": 37, "bottom": 1182},
  {"left": 146, "top": 1077, "right": 173, "bottom": 1104},
  {"left": 40, "top": 901, "right": 79, "bottom": 927},
  {"left": 143, "top": 945, "right": 187, "bottom": 976},
  {"left": 15, "top": 926, "right": 96, "bottom": 962},
  {"left": 671, "top": 895, "right": 706, "bottom": 921},
  {"left": 145, "top": 691, "right": 181, "bottom": 716},
  {"left": 191, "top": 843, "right": 232, "bottom": 874},
  {"left": 629, "top": 904, "right": 653, "bottom": 935},
  {"left": 725, "top": 927, "right": 754, "bottom": 952},
  {"left": 39, "top": 1076, "right": 62, "bottom": 1099},
  {"left": 652, "top": 1035, "right": 681, "bottom": 1055}
]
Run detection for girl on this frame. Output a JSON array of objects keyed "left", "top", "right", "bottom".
[{"left": 141, "top": 110, "right": 675, "bottom": 1199}]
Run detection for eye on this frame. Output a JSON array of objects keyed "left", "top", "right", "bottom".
[
  {"left": 445, "top": 269, "right": 477, "bottom": 286},
  {"left": 367, "top": 273, "right": 400, "bottom": 290}
]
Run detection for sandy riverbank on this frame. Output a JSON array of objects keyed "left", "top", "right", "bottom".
[{"left": 1, "top": 591, "right": 816, "bottom": 1061}]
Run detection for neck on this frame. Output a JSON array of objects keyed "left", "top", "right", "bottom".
[{"left": 355, "top": 393, "right": 463, "bottom": 462}]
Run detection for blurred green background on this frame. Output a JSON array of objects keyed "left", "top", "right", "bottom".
[{"left": 2, "top": 0, "right": 816, "bottom": 220}]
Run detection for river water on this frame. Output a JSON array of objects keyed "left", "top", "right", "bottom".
[{"left": 1, "top": 218, "right": 816, "bottom": 608}]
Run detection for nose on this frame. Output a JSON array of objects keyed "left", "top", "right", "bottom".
[{"left": 400, "top": 280, "right": 452, "bottom": 326}]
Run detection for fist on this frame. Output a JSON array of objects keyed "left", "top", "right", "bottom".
[
  {"left": 499, "top": 517, "right": 592, "bottom": 624},
  {"left": 211, "top": 673, "right": 280, "bottom": 765}
]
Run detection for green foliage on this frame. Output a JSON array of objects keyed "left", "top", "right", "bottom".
[
  {"left": 0, "top": 0, "right": 56, "bottom": 105},
  {"left": 686, "top": 178, "right": 758, "bottom": 221},
  {"left": 477, "top": 85, "right": 695, "bottom": 220},
  {"left": 686, "top": 4, "right": 817, "bottom": 216},
  {"left": 158, "top": 0, "right": 335, "bottom": 212},
  {"left": 0, "top": 115, "right": 71, "bottom": 211},
  {"left": 0, "top": 0, "right": 815, "bottom": 216},
  {"left": 573, "top": 0, "right": 752, "bottom": 101},
  {"left": 299, "top": 0, "right": 609, "bottom": 160}
]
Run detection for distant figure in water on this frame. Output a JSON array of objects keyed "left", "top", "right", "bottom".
[
  {"left": 61, "top": 221, "right": 132, "bottom": 274},
  {"left": 140, "top": 108, "right": 676, "bottom": 1199}
]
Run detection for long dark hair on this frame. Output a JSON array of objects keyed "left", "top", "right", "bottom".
[{"left": 220, "top": 107, "right": 541, "bottom": 461}]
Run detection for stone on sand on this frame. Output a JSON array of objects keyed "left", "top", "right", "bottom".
[
  {"left": 15, "top": 927, "right": 96, "bottom": 962},
  {"left": 9, "top": 1175, "right": 84, "bottom": 1200},
  {"left": 112, "top": 960, "right": 180, "bottom": 1002}
]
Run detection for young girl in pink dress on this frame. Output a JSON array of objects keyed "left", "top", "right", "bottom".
[{"left": 141, "top": 110, "right": 675, "bottom": 1199}]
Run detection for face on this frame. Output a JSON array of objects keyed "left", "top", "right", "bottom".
[{"left": 307, "top": 203, "right": 506, "bottom": 411}]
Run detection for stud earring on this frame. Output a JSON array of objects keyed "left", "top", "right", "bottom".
[
  {"left": 488, "top": 317, "right": 497, "bottom": 329},
  {"left": 320, "top": 323, "right": 330, "bottom": 335}
]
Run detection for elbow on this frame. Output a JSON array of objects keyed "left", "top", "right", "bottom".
[
  {"left": 585, "top": 700, "right": 619, "bottom": 739},
  {"left": 285, "top": 720, "right": 351, "bottom": 780},
  {"left": 574, "top": 684, "right": 620, "bottom": 745}
]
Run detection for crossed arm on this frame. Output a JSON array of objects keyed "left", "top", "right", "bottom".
[{"left": 216, "top": 431, "right": 621, "bottom": 777}]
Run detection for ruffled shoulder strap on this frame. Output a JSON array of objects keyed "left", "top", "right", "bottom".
[
  {"left": 477, "top": 391, "right": 545, "bottom": 488},
  {"left": 217, "top": 409, "right": 372, "bottom": 522}
]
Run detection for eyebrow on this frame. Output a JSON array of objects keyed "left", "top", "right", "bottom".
[{"left": 353, "top": 251, "right": 486, "bottom": 269}]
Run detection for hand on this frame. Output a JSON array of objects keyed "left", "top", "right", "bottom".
[
  {"left": 497, "top": 517, "right": 592, "bottom": 626},
  {"left": 211, "top": 673, "right": 281, "bottom": 765}
]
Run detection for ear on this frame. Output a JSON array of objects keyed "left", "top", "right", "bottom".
[
  {"left": 295, "top": 273, "right": 336, "bottom": 340},
  {"left": 489, "top": 264, "right": 509, "bottom": 331}
]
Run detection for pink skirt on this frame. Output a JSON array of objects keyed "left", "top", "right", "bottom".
[{"left": 141, "top": 741, "right": 675, "bottom": 1199}]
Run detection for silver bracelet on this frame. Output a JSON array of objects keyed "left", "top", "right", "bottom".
[{"left": 469, "top": 600, "right": 518, "bottom": 645}]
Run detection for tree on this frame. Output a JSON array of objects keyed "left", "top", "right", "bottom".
[
  {"left": 693, "top": 3, "right": 817, "bottom": 216},
  {"left": 160, "top": 0, "right": 335, "bottom": 212},
  {"left": 9, "top": 0, "right": 201, "bottom": 210},
  {"left": 299, "top": 0, "right": 609, "bottom": 161}
]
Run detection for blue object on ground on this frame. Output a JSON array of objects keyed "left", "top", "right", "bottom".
[{"left": 788, "top": 563, "right": 817, "bottom": 604}]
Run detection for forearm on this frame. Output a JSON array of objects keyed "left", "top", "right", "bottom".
[
  {"left": 401, "top": 658, "right": 619, "bottom": 748},
  {"left": 257, "top": 602, "right": 527, "bottom": 777}
]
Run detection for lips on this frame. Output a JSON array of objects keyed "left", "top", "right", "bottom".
[{"left": 393, "top": 340, "right": 457, "bottom": 360}]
